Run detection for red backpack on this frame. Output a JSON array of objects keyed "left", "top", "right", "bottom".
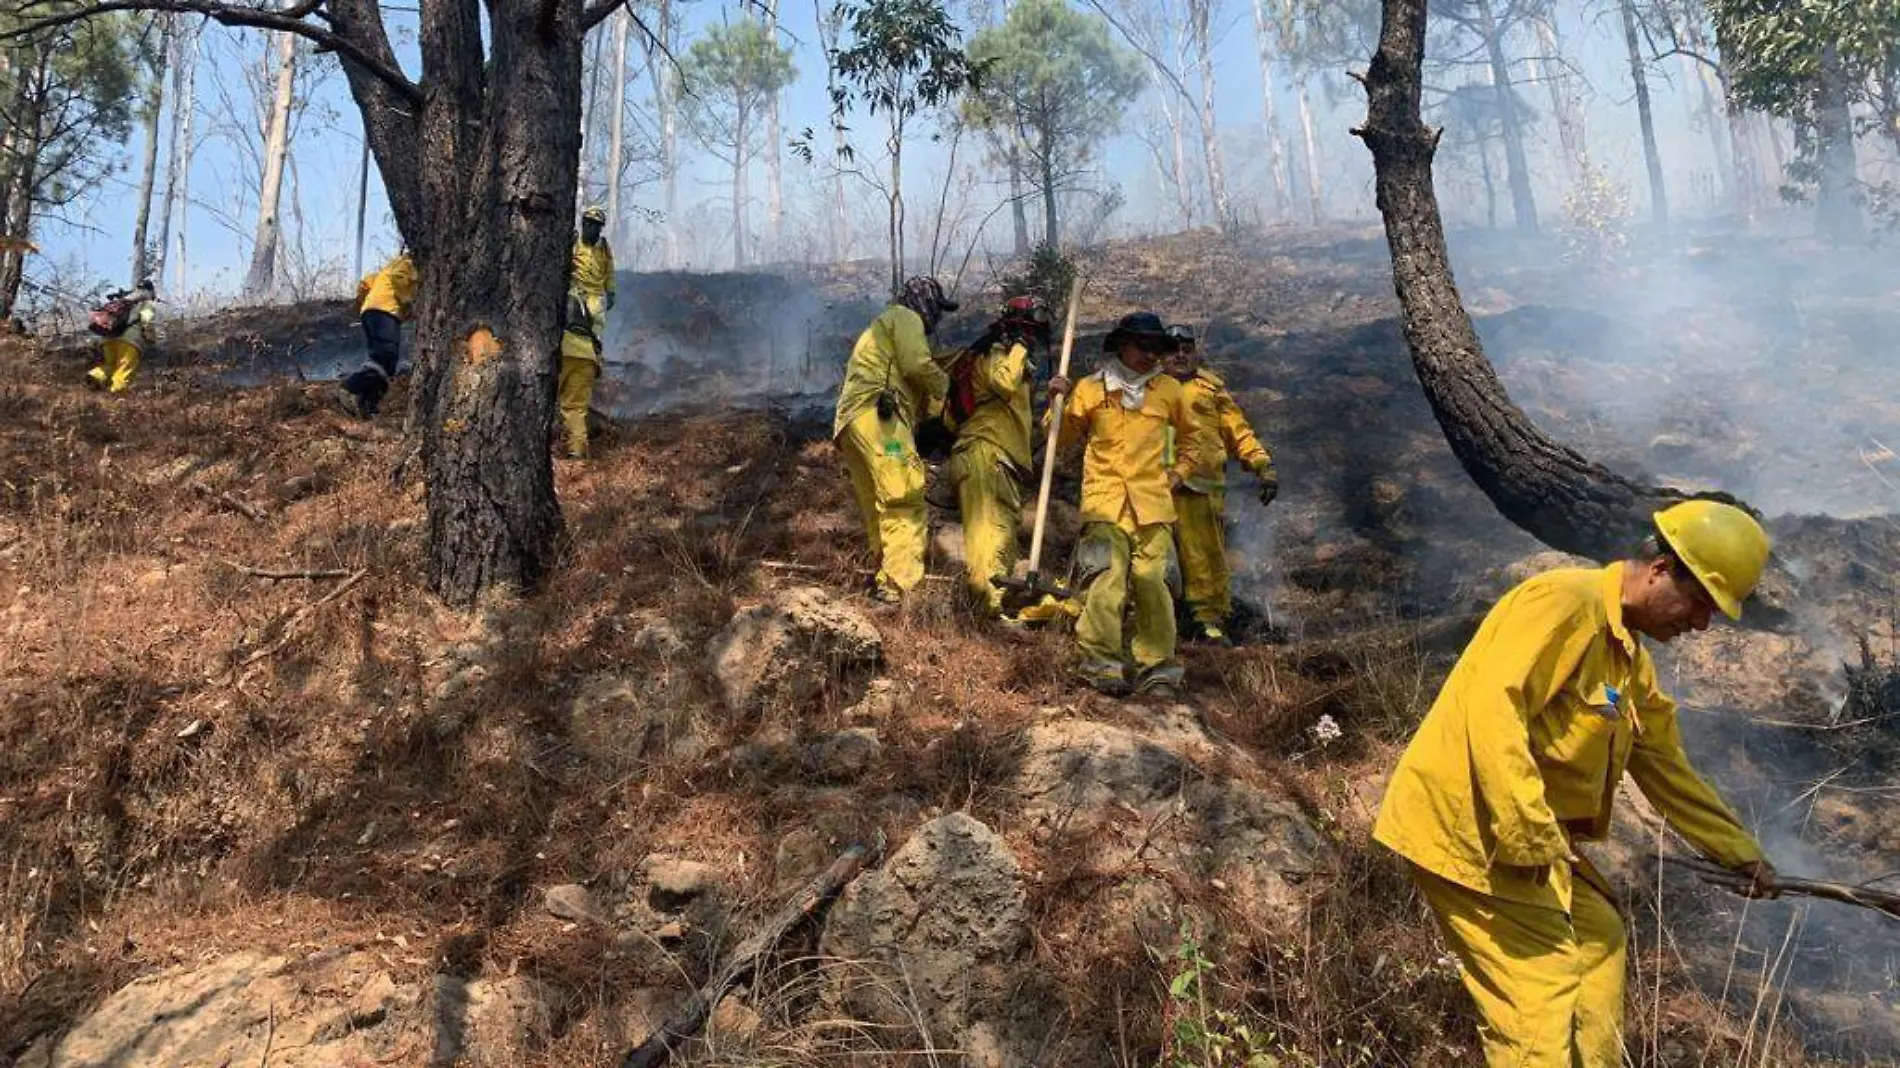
[{"left": 88, "top": 295, "right": 135, "bottom": 337}]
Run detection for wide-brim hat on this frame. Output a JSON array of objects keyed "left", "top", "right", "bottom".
[{"left": 1102, "top": 311, "right": 1174, "bottom": 353}]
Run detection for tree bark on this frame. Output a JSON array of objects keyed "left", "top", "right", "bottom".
[
  {"left": 605, "top": 4, "right": 629, "bottom": 242},
  {"left": 154, "top": 16, "right": 197, "bottom": 289},
  {"left": 1618, "top": 0, "right": 1668, "bottom": 226},
  {"left": 0, "top": 46, "right": 48, "bottom": 318},
  {"left": 1248, "top": 0, "right": 1290, "bottom": 217},
  {"left": 1295, "top": 74, "right": 1323, "bottom": 223},
  {"left": 130, "top": 14, "right": 171, "bottom": 285},
  {"left": 1813, "top": 44, "right": 1862, "bottom": 243},
  {"left": 1473, "top": 0, "right": 1536, "bottom": 231},
  {"left": 242, "top": 28, "right": 298, "bottom": 299},
  {"left": 1187, "top": 0, "right": 1234, "bottom": 230},
  {"left": 1355, "top": 0, "right": 1680, "bottom": 561}
]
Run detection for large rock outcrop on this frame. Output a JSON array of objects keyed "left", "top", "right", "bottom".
[{"left": 707, "top": 585, "right": 882, "bottom": 717}]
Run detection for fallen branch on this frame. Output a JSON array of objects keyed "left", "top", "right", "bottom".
[
  {"left": 621, "top": 839, "right": 878, "bottom": 1068},
  {"left": 759, "top": 559, "right": 825, "bottom": 574},
  {"left": 232, "top": 569, "right": 368, "bottom": 671},
  {"left": 1666, "top": 856, "right": 1900, "bottom": 921},
  {"left": 228, "top": 563, "right": 354, "bottom": 581},
  {"left": 191, "top": 480, "right": 267, "bottom": 523}
]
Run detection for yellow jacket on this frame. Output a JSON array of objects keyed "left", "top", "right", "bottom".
[
  {"left": 833, "top": 304, "right": 949, "bottom": 438},
  {"left": 1374, "top": 563, "right": 1764, "bottom": 914},
  {"left": 357, "top": 253, "right": 417, "bottom": 319},
  {"left": 572, "top": 238, "right": 616, "bottom": 300},
  {"left": 1049, "top": 370, "right": 1202, "bottom": 528},
  {"left": 1177, "top": 369, "right": 1271, "bottom": 492},
  {"left": 951, "top": 340, "right": 1033, "bottom": 471},
  {"left": 109, "top": 298, "right": 157, "bottom": 348}
]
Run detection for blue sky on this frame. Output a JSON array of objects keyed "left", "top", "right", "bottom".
[{"left": 33, "top": 0, "right": 1732, "bottom": 306}]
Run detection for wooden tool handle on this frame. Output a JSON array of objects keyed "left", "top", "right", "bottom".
[{"left": 1025, "top": 274, "right": 1085, "bottom": 577}]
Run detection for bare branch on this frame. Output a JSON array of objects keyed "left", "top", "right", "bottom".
[{"left": 4, "top": 0, "right": 421, "bottom": 105}]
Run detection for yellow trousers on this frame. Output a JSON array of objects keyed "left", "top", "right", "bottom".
[
  {"left": 88, "top": 339, "right": 142, "bottom": 393},
  {"left": 1173, "top": 488, "right": 1230, "bottom": 625},
  {"left": 1075, "top": 521, "right": 1178, "bottom": 676},
  {"left": 1412, "top": 865, "right": 1627, "bottom": 1068},
  {"left": 837, "top": 406, "right": 927, "bottom": 597},
  {"left": 557, "top": 339, "right": 600, "bottom": 458},
  {"left": 948, "top": 441, "right": 1022, "bottom": 614}
]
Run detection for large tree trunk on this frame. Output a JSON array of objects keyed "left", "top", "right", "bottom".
[
  {"left": 1618, "top": 0, "right": 1668, "bottom": 226},
  {"left": 1188, "top": 3, "right": 1235, "bottom": 231},
  {"left": 154, "top": 17, "right": 197, "bottom": 289},
  {"left": 1473, "top": 0, "right": 1536, "bottom": 231},
  {"left": 130, "top": 14, "right": 171, "bottom": 285},
  {"left": 1814, "top": 44, "right": 1862, "bottom": 243},
  {"left": 604, "top": 4, "right": 629, "bottom": 242},
  {"left": 1356, "top": 0, "right": 1677, "bottom": 560},
  {"left": 242, "top": 29, "right": 298, "bottom": 299},
  {"left": 1247, "top": 0, "right": 1290, "bottom": 217}
]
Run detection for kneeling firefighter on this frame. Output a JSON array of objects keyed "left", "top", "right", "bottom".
[
  {"left": 1374, "top": 499, "right": 1781, "bottom": 1067},
  {"left": 1046, "top": 312, "right": 1206, "bottom": 697},
  {"left": 942, "top": 295, "right": 1049, "bottom": 615},
  {"left": 833, "top": 276, "right": 955, "bottom": 603},
  {"left": 1163, "top": 323, "right": 1278, "bottom": 645},
  {"left": 86, "top": 279, "right": 158, "bottom": 393}
]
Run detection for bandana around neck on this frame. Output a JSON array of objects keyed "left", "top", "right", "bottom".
[{"left": 1102, "top": 356, "right": 1158, "bottom": 410}]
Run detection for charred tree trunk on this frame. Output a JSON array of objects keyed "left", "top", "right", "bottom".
[
  {"left": 1355, "top": 0, "right": 1679, "bottom": 560},
  {"left": 130, "top": 14, "right": 171, "bottom": 285},
  {"left": 1618, "top": 0, "right": 1668, "bottom": 225},
  {"left": 1473, "top": 0, "right": 1536, "bottom": 231},
  {"left": 242, "top": 29, "right": 298, "bottom": 299}
]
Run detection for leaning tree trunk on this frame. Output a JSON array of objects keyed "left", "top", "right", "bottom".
[
  {"left": 1618, "top": 0, "right": 1668, "bottom": 226},
  {"left": 242, "top": 29, "right": 298, "bottom": 299},
  {"left": 130, "top": 14, "right": 171, "bottom": 285},
  {"left": 1355, "top": 0, "right": 1679, "bottom": 560}
]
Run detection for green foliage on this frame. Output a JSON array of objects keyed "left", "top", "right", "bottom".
[
  {"left": 675, "top": 18, "right": 798, "bottom": 160},
  {"left": 0, "top": 7, "right": 144, "bottom": 213},
  {"left": 826, "top": 0, "right": 978, "bottom": 141},
  {"left": 1708, "top": 0, "right": 1899, "bottom": 115},
  {"left": 1001, "top": 241, "right": 1075, "bottom": 319},
  {"left": 1557, "top": 161, "right": 1633, "bottom": 270},
  {"left": 1156, "top": 924, "right": 1283, "bottom": 1068},
  {"left": 962, "top": 0, "right": 1141, "bottom": 235}
]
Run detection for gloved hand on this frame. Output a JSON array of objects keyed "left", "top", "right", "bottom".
[
  {"left": 1730, "top": 859, "right": 1780, "bottom": 900},
  {"left": 1254, "top": 461, "right": 1279, "bottom": 506},
  {"left": 605, "top": 292, "right": 617, "bottom": 311}
]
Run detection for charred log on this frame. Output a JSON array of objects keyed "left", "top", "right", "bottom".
[{"left": 1352, "top": 0, "right": 1683, "bottom": 561}]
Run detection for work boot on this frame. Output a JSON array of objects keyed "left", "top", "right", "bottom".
[
  {"left": 1133, "top": 663, "right": 1186, "bottom": 700},
  {"left": 1077, "top": 660, "right": 1129, "bottom": 697},
  {"left": 85, "top": 367, "right": 107, "bottom": 390},
  {"left": 334, "top": 384, "right": 374, "bottom": 420},
  {"left": 1188, "top": 621, "right": 1234, "bottom": 648}
]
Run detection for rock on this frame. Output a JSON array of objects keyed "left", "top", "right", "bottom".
[
  {"left": 820, "top": 813, "right": 1030, "bottom": 1055},
  {"left": 707, "top": 586, "right": 882, "bottom": 716},
  {"left": 844, "top": 678, "right": 902, "bottom": 722},
  {"left": 805, "top": 727, "right": 881, "bottom": 781},
  {"left": 631, "top": 618, "right": 687, "bottom": 658},
  {"left": 569, "top": 671, "right": 706, "bottom": 768},
  {"left": 433, "top": 974, "right": 553, "bottom": 1067},
  {"left": 33, "top": 949, "right": 416, "bottom": 1067},
  {"left": 708, "top": 997, "right": 763, "bottom": 1042},
  {"left": 544, "top": 883, "right": 606, "bottom": 925},
  {"left": 644, "top": 855, "right": 717, "bottom": 911}
]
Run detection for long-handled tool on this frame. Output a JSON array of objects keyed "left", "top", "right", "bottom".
[
  {"left": 1666, "top": 855, "right": 1900, "bottom": 920},
  {"left": 993, "top": 274, "right": 1085, "bottom": 614}
]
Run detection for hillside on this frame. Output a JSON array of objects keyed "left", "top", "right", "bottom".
[{"left": 4, "top": 227, "right": 1900, "bottom": 1066}]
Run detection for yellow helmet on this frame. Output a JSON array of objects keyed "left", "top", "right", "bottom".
[
  {"left": 1653, "top": 499, "right": 1770, "bottom": 620},
  {"left": 581, "top": 205, "right": 608, "bottom": 224}
]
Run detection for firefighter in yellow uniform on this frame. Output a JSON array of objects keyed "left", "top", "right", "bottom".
[
  {"left": 834, "top": 276, "right": 955, "bottom": 603},
  {"left": 1163, "top": 324, "right": 1277, "bottom": 645},
  {"left": 559, "top": 205, "right": 617, "bottom": 458},
  {"left": 338, "top": 251, "right": 417, "bottom": 418},
  {"left": 1374, "top": 499, "right": 1780, "bottom": 1067},
  {"left": 86, "top": 279, "right": 158, "bottom": 393},
  {"left": 944, "top": 296, "right": 1047, "bottom": 615},
  {"left": 1046, "top": 312, "right": 1206, "bottom": 697}
]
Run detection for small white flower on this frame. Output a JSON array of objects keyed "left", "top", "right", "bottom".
[{"left": 1312, "top": 714, "right": 1342, "bottom": 745}]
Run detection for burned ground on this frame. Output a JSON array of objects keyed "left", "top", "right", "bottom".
[{"left": 2, "top": 226, "right": 1898, "bottom": 1066}]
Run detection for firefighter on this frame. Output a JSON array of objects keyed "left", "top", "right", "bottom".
[
  {"left": 85, "top": 279, "right": 158, "bottom": 393},
  {"left": 1374, "top": 499, "right": 1781, "bottom": 1067},
  {"left": 1163, "top": 323, "right": 1277, "bottom": 646},
  {"left": 338, "top": 250, "right": 416, "bottom": 419},
  {"left": 558, "top": 206, "right": 617, "bottom": 458},
  {"left": 1046, "top": 312, "right": 1205, "bottom": 697},
  {"left": 945, "top": 296, "right": 1048, "bottom": 615},
  {"left": 834, "top": 276, "right": 955, "bottom": 603}
]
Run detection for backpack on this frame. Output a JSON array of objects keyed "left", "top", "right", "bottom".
[{"left": 88, "top": 295, "right": 135, "bottom": 337}]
